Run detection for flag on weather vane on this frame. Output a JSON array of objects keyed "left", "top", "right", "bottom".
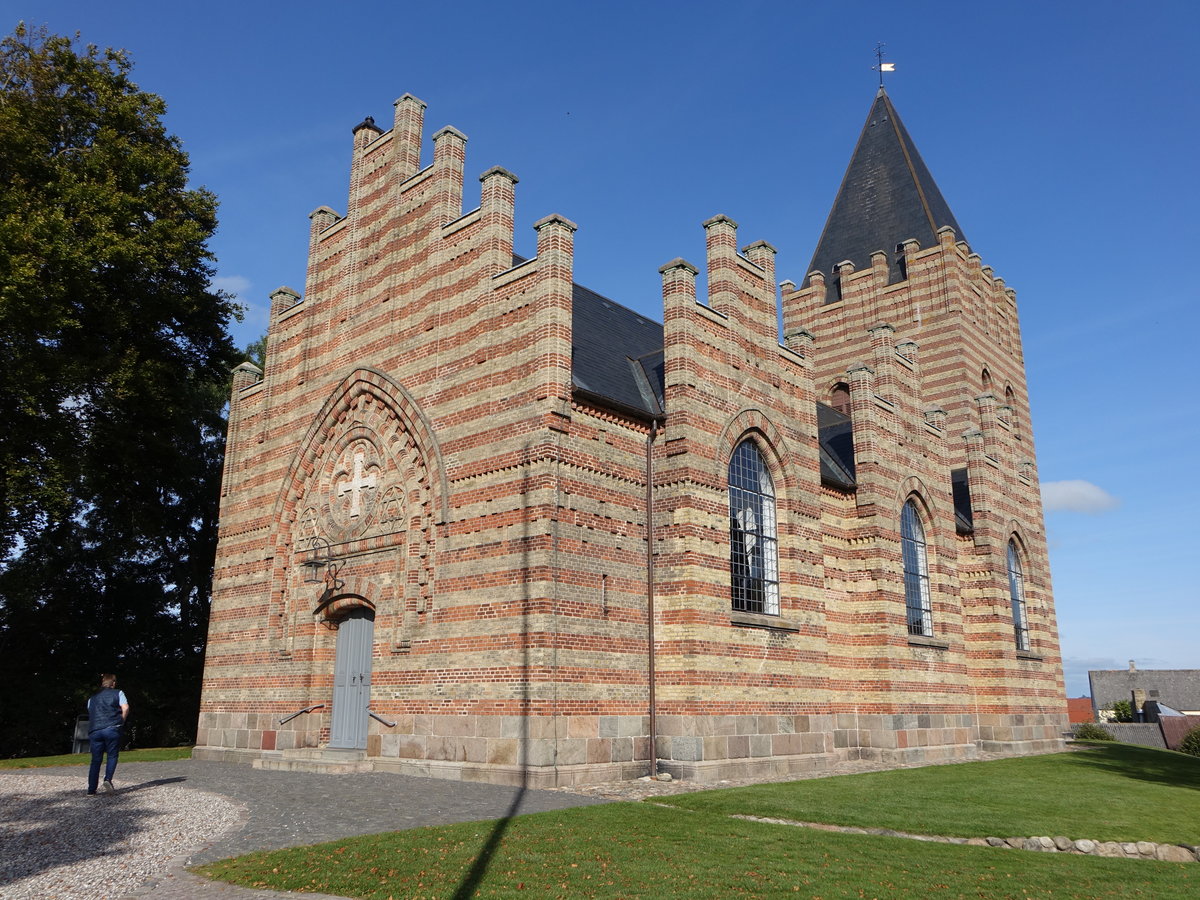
[{"left": 873, "top": 42, "right": 896, "bottom": 87}]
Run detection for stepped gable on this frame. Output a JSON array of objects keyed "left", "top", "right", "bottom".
[{"left": 805, "top": 87, "right": 966, "bottom": 293}]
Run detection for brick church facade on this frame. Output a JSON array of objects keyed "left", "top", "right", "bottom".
[{"left": 195, "top": 88, "right": 1068, "bottom": 785}]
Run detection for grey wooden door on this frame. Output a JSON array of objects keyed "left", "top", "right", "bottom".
[{"left": 329, "top": 608, "right": 374, "bottom": 749}]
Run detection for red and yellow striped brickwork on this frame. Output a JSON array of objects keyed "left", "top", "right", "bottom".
[{"left": 195, "top": 94, "right": 1066, "bottom": 786}]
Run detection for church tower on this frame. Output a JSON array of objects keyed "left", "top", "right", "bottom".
[{"left": 783, "top": 87, "right": 1064, "bottom": 752}]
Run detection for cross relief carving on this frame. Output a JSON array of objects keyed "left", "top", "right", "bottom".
[
  {"left": 337, "top": 449, "right": 377, "bottom": 518},
  {"left": 329, "top": 440, "right": 383, "bottom": 531},
  {"left": 303, "top": 413, "right": 429, "bottom": 549}
]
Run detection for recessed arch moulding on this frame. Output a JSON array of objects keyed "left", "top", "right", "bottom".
[{"left": 276, "top": 368, "right": 441, "bottom": 648}]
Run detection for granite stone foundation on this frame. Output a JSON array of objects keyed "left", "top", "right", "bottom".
[{"left": 195, "top": 710, "right": 1066, "bottom": 787}]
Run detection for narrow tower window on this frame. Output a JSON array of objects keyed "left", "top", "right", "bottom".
[
  {"left": 729, "top": 440, "right": 779, "bottom": 616},
  {"left": 831, "top": 383, "right": 852, "bottom": 417},
  {"left": 1005, "top": 386, "right": 1019, "bottom": 437},
  {"left": 901, "top": 500, "right": 932, "bottom": 636},
  {"left": 1008, "top": 540, "right": 1030, "bottom": 651},
  {"left": 893, "top": 242, "right": 908, "bottom": 281}
]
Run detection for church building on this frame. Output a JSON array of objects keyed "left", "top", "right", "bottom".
[{"left": 195, "top": 88, "right": 1068, "bottom": 785}]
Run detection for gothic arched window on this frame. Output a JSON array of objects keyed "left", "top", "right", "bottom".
[
  {"left": 729, "top": 440, "right": 779, "bottom": 615},
  {"left": 1008, "top": 540, "right": 1030, "bottom": 651},
  {"left": 901, "top": 500, "right": 932, "bottom": 636}
]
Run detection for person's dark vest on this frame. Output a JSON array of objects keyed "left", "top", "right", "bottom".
[{"left": 88, "top": 688, "right": 123, "bottom": 733}]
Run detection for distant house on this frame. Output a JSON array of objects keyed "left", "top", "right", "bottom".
[
  {"left": 1089, "top": 663, "right": 1200, "bottom": 720},
  {"left": 1066, "top": 697, "right": 1094, "bottom": 724}
]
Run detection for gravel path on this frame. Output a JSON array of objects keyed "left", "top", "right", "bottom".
[{"left": 0, "top": 772, "right": 242, "bottom": 900}]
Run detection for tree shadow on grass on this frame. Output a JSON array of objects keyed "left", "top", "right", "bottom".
[
  {"left": 450, "top": 777, "right": 527, "bottom": 900},
  {"left": 1066, "top": 742, "right": 1200, "bottom": 792}
]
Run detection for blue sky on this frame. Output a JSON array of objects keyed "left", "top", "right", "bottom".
[{"left": 18, "top": 1, "right": 1198, "bottom": 697}]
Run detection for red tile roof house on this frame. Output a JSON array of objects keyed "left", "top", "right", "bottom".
[{"left": 1066, "top": 698, "right": 1094, "bottom": 724}]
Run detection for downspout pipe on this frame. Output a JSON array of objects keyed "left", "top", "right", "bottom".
[{"left": 646, "top": 419, "right": 659, "bottom": 778}]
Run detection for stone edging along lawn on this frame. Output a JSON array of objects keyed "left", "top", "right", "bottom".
[{"left": 731, "top": 815, "right": 1200, "bottom": 864}]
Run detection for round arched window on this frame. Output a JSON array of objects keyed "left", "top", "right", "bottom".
[
  {"left": 1007, "top": 540, "right": 1030, "bottom": 651},
  {"left": 729, "top": 440, "right": 779, "bottom": 616},
  {"left": 901, "top": 500, "right": 932, "bottom": 636}
]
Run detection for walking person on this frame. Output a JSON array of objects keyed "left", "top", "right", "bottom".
[{"left": 86, "top": 674, "right": 129, "bottom": 795}]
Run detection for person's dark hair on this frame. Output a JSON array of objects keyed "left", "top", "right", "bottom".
[{"left": 100, "top": 673, "right": 117, "bottom": 689}]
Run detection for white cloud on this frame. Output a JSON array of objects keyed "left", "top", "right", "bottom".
[
  {"left": 213, "top": 275, "right": 252, "bottom": 297},
  {"left": 1041, "top": 479, "right": 1119, "bottom": 514},
  {"left": 1062, "top": 656, "right": 1124, "bottom": 677}
]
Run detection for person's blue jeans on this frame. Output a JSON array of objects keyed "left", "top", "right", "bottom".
[{"left": 88, "top": 725, "right": 122, "bottom": 793}]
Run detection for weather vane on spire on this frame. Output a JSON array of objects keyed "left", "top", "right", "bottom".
[{"left": 873, "top": 42, "right": 896, "bottom": 88}]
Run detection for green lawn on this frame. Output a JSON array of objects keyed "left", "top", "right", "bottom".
[
  {"left": 196, "top": 805, "right": 1195, "bottom": 899},
  {"left": 0, "top": 746, "right": 193, "bottom": 769},
  {"left": 195, "top": 743, "right": 1200, "bottom": 899},
  {"left": 660, "top": 742, "right": 1200, "bottom": 845}
]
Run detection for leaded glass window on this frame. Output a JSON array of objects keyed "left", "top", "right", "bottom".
[
  {"left": 729, "top": 440, "right": 779, "bottom": 615},
  {"left": 901, "top": 500, "right": 932, "bottom": 636},
  {"left": 1008, "top": 540, "right": 1030, "bottom": 651}
]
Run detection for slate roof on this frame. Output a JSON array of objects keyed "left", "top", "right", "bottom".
[
  {"left": 551, "top": 259, "right": 857, "bottom": 491},
  {"left": 1088, "top": 669, "right": 1200, "bottom": 714},
  {"left": 571, "top": 281, "right": 665, "bottom": 417},
  {"left": 804, "top": 87, "right": 966, "bottom": 293}
]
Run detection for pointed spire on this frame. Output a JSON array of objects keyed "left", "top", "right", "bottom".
[{"left": 805, "top": 89, "right": 965, "bottom": 293}]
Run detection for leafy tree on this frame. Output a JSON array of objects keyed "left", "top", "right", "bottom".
[
  {"left": 1180, "top": 726, "right": 1200, "bottom": 758},
  {"left": 0, "top": 25, "right": 240, "bottom": 755},
  {"left": 1109, "top": 700, "right": 1135, "bottom": 723},
  {"left": 243, "top": 332, "right": 267, "bottom": 370}
]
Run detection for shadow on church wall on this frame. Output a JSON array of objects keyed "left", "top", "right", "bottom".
[{"left": 450, "top": 448, "right": 535, "bottom": 897}]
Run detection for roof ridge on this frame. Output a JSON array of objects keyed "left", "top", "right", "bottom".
[{"left": 882, "top": 92, "right": 938, "bottom": 237}]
